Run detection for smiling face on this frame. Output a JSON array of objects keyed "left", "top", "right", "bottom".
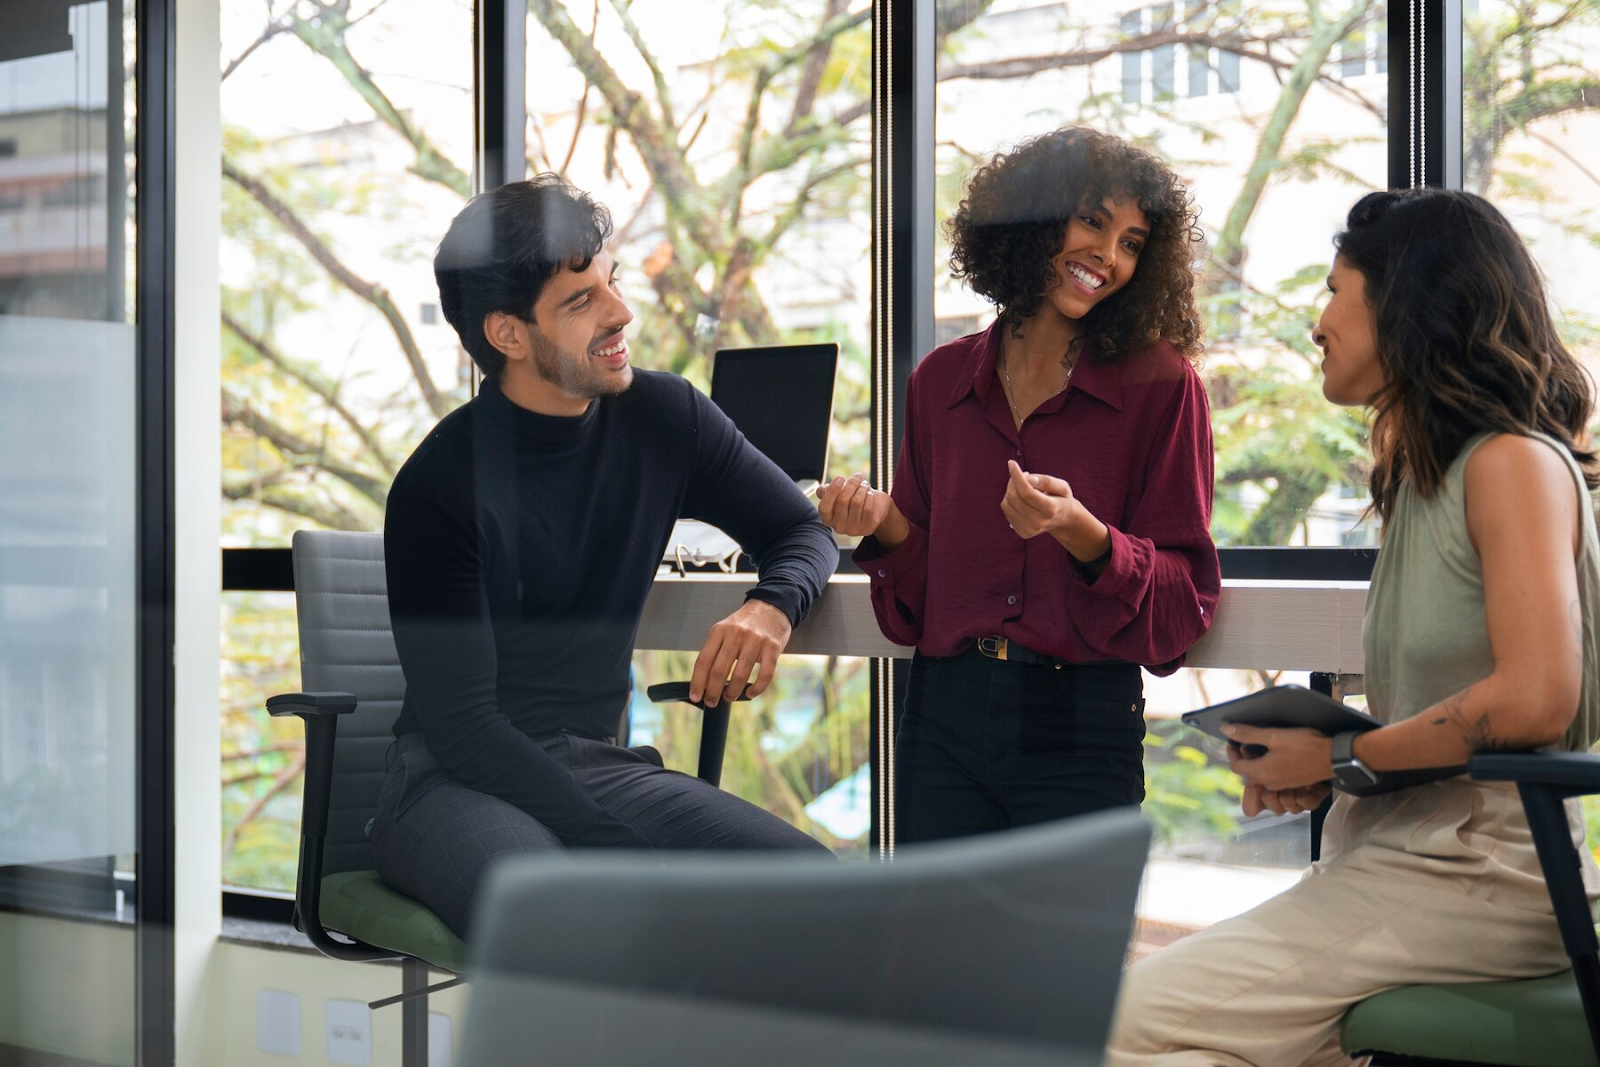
[
  {"left": 485, "top": 250, "right": 635, "bottom": 415},
  {"left": 1314, "top": 256, "right": 1385, "bottom": 407},
  {"left": 1040, "top": 196, "right": 1149, "bottom": 325}
]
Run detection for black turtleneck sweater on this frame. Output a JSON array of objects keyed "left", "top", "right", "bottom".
[{"left": 384, "top": 371, "right": 836, "bottom": 846}]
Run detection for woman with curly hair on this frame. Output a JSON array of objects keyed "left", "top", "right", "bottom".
[
  {"left": 817, "top": 126, "right": 1220, "bottom": 842},
  {"left": 1107, "top": 189, "right": 1600, "bottom": 1065}
]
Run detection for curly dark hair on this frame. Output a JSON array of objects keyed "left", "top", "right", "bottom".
[{"left": 947, "top": 127, "right": 1204, "bottom": 361}]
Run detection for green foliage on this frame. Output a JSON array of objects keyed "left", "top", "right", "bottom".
[{"left": 1143, "top": 720, "right": 1244, "bottom": 845}]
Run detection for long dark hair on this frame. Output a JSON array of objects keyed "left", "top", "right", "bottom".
[
  {"left": 1335, "top": 188, "right": 1597, "bottom": 523},
  {"left": 946, "top": 126, "right": 1204, "bottom": 362}
]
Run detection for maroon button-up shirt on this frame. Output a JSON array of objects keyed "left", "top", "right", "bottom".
[{"left": 853, "top": 321, "right": 1220, "bottom": 674}]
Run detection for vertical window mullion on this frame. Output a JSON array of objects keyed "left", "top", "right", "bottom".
[{"left": 871, "top": 0, "right": 934, "bottom": 858}]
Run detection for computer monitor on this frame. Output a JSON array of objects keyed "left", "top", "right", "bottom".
[{"left": 709, "top": 343, "right": 838, "bottom": 484}]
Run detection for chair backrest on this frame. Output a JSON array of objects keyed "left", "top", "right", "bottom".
[
  {"left": 460, "top": 808, "right": 1150, "bottom": 1067},
  {"left": 291, "top": 529, "right": 403, "bottom": 877}
]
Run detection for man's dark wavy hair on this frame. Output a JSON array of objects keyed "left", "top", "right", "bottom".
[
  {"left": 946, "top": 126, "right": 1204, "bottom": 362},
  {"left": 434, "top": 174, "right": 613, "bottom": 382},
  {"left": 1336, "top": 187, "right": 1598, "bottom": 525}
]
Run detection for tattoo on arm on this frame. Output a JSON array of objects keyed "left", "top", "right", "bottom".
[{"left": 1430, "top": 683, "right": 1513, "bottom": 753}]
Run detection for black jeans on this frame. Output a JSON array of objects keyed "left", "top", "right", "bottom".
[
  {"left": 895, "top": 646, "right": 1146, "bottom": 844},
  {"left": 372, "top": 732, "right": 830, "bottom": 938}
]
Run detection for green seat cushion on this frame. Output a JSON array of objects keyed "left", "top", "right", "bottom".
[
  {"left": 319, "top": 870, "right": 468, "bottom": 975},
  {"left": 1342, "top": 971, "right": 1597, "bottom": 1067}
]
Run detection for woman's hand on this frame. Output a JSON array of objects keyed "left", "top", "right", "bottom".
[
  {"left": 1221, "top": 722, "right": 1335, "bottom": 794},
  {"left": 1000, "top": 460, "right": 1111, "bottom": 563},
  {"left": 1000, "top": 460, "right": 1077, "bottom": 538},
  {"left": 1241, "top": 781, "right": 1332, "bottom": 818},
  {"left": 817, "top": 473, "right": 904, "bottom": 544}
]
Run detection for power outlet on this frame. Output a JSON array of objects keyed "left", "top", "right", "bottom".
[
  {"left": 256, "top": 990, "right": 301, "bottom": 1057},
  {"left": 428, "top": 1012, "right": 454, "bottom": 1067},
  {"left": 325, "top": 999, "right": 372, "bottom": 1065}
]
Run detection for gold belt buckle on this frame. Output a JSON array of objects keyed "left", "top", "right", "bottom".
[{"left": 978, "top": 636, "right": 1008, "bottom": 661}]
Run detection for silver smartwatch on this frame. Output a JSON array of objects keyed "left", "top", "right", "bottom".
[{"left": 1331, "top": 730, "right": 1379, "bottom": 791}]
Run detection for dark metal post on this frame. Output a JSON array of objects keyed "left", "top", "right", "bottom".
[
  {"left": 135, "top": 0, "right": 177, "bottom": 1061},
  {"left": 477, "top": 0, "right": 526, "bottom": 191},
  {"left": 870, "top": 0, "right": 934, "bottom": 859},
  {"left": 401, "top": 958, "right": 430, "bottom": 1067}
]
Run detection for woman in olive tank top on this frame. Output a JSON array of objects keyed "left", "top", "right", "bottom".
[{"left": 1108, "top": 190, "right": 1600, "bottom": 1066}]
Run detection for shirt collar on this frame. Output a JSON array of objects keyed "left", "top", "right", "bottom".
[{"left": 946, "top": 319, "right": 1124, "bottom": 412}]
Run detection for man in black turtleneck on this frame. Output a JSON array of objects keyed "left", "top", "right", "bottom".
[{"left": 373, "top": 175, "right": 836, "bottom": 937}]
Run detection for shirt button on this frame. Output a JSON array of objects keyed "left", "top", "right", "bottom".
[
  {"left": 878, "top": 569, "right": 888, "bottom": 578},
  {"left": 1007, "top": 595, "right": 1017, "bottom": 605}
]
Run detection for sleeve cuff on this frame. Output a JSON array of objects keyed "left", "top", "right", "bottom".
[
  {"left": 851, "top": 522, "right": 926, "bottom": 588},
  {"left": 744, "top": 586, "right": 803, "bottom": 629},
  {"left": 1068, "top": 524, "right": 1143, "bottom": 605}
]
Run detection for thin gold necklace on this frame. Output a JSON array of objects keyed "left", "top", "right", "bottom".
[{"left": 1001, "top": 348, "right": 1074, "bottom": 428}]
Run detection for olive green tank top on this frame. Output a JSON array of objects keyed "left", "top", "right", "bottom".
[{"left": 1363, "top": 432, "right": 1600, "bottom": 751}]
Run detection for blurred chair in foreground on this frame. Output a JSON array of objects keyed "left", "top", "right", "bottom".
[{"left": 459, "top": 808, "right": 1150, "bottom": 1067}]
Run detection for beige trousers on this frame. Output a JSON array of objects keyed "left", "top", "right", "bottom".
[{"left": 1105, "top": 779, "right": 1597, "bottom": 1067}]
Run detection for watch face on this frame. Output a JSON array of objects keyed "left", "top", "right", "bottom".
[{"left": 1336, "top": 761, "right": 1379, "bottom": 790}]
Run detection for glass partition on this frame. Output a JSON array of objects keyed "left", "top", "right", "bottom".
[{"left": 0, "top": 0, "right": 140, "bottom": 1061}]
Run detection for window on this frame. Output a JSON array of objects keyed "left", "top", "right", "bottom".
[
  {"left": 937, "top": 0, "right": 1387, "bottom": 552},
  {"left": 218, "top": 0, "right": 473, "bottom": 889},
  {"left": 525, "top": 0, "right": 873, "bottom": 851},
  {"left": 1121, "top": 1, "right": 1244, "bottom": 106},
  {"left": 1463, "top": 0, "right": 1600, "bottom": 367},
  {"left": 935, "top": 0, "right": 1392, "bottom": 937}
]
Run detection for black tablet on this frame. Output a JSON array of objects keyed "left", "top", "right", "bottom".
[
  {"left": 1181, "top": 685, "right": 1466, "bottom": 797},
  {"left": 1181, "top": 684, "right": 1382, "bottom": 743}
]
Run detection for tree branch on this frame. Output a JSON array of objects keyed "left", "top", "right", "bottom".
[
  {"left": 222, "top": 18, "right": 292, "bottom": 82},
  {"left": 528, "top": 0, "right": 723, "bottom": 259},
  {"left": 784, "top": 0, "right": 849, "bottom": 138},
  {"left": 222, "top": 156, "right": 449, "bottom": 417},
  {"left": 606, "top": 0, "right": 677, "bottom": 131},
  {"left": 223, "top": 478, "right": 370, "bottom": 531},
  {"left": 222, "top": 386, "right": 391, "bottom": 506},
  {"left": 288, "top": 0, "right": 472, "bottom": 197},
  {"left": 1214, "top": 0, "right": 1374, "bottom": 271},
  {"left": 223, "top": 750, "right": 307, "bottom": 859},
  {"left": 222, "top": 309, "right": 397, "bottom": 475}
]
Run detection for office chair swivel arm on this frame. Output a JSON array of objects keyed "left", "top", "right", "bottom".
[
  {"left": 1470, "top": 751, "right": 1600, "bottom": 1060},
  {"left": 267, "top": 691, "right": 397, "bottom": 964},
  {"left": 645, "top": 682, "right": 750, "bottom": 788}
]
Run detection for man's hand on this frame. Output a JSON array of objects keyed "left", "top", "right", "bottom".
[{"left": 689, "top": 598, "right": 793, "bottom": 706}]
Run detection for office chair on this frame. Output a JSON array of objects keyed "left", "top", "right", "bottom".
[
  {"left": 455, "top": 807, "right": 1152, "bottom": 1067},
  {"left": 1339, "top": 752, "right": 1600, "bottom": 1066},
  {"left": 267, "top": 529, "right": 735, "bottom": 1067}
]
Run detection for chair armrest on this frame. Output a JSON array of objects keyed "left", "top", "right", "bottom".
[
  {"left": 645, "top": 681, "right": 747, "bottom": 788},
  {"left": 267, "top": 692, "right": 358, "bottom": 717},
  {"left": 1470, "top": 751, "right": 1600, "bottom": 799},
  {"left": 1470, "top": 751, "right": 1600, "bottom": 983},
  {"left": 644, "top": 681, "right": 752, "bottom": 710}
]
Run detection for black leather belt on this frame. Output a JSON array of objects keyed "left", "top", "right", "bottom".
[{"left": 975, "top": 636, "right": 1061, "bottom": 668}]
